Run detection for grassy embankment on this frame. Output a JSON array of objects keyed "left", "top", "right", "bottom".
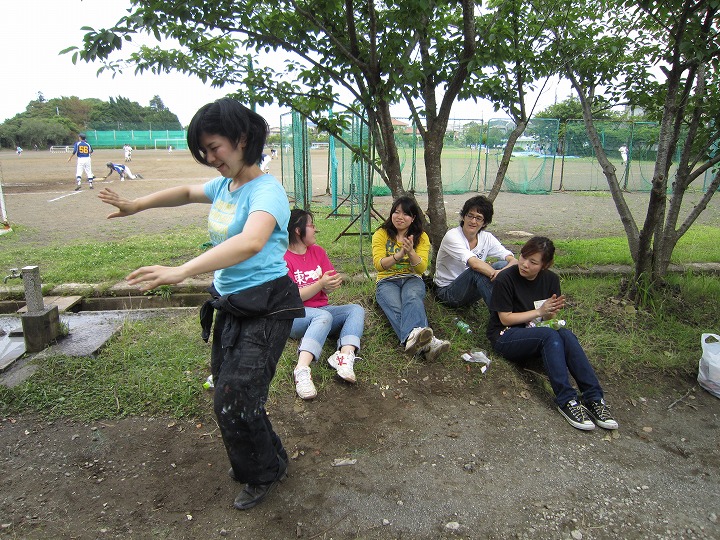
[{"left": 1, "top": 210, "right": 718, "bottom": 419}]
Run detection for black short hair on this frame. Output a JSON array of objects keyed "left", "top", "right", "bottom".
[
  {"left": 187, "top": 98, "right": 268, "bottom": 167},
  {"left": 460, "top": 195, "right": 493, "bottom": 230},
  {"left": 521, "top": 236, "right": 556, "bottom": 267}
]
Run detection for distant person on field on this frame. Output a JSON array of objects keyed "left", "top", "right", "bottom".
[
  {"left": 285, "top": 208, "right": 366, "bottom": 400},
  {"left": 123, "top": 144, "right": 133, "bottom": 162},
  {"left": 68, "top": 133, "right": 94, "bottom": 190},
  {"left": 16, "top": 146, "right": 22, "bottom": 156},
  {"left": 619, "top": 145, "right": 628, "bottom": 165},
  {"left": 434, "top": 195, "right": 517, "bottom": 311},
  {"left": 271, "top": 148, "right": 277, "bottom": 159},
  {"left": 168, "top": 145, "right": 173, "bottom": 153},
  {"left": 98, "top": 98, "right": 302, "bottom": 512},
  {"left": 103, "top": 162, "right": 143, "bottom": 181},
  {"left": 487, "top": 236, "right": 619, "bottom": 432},
  {"left": 372, "top": 196, "right": 450, "bottom": 361},
  {"left": 260, "top": 152, "right": 271, "bottom": 173}
]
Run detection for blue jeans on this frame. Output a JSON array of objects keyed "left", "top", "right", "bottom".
[
  {"left": 436, "top": 260, "right": 508, "bottom": 308},
  {"left": 289, "top": 304, "right": 365, "bottom": 361},
  {"left": 375, "top": 276, "right": 428, "bottom": 344},
  {"left": 492, "top": 326, "right": 604, "bottom": 406}
]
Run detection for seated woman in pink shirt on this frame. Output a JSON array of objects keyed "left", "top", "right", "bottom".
[{"left": 284, "top": 209, "right": 366, "bottom": 400}]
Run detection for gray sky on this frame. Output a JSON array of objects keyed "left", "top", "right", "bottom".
[{"left": 1, "top": 0, "right": 568, "bottom": 128}]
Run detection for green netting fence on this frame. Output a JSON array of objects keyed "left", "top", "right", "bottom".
[
  {"left": 561, "top": 120, "right": 673, "bottom": 192},
  {"left": 278, "top": 114, "right": 715, "bottom": 197},
  {"left": 482, "top": 118, "right": 558, "bottom": 194}
]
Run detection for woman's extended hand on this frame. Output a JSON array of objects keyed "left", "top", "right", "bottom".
[
  {"left": 98, "top": 187, "right": 138, "bottom": 218},
  {"left": 126, "top": 265, "right": 187, "bottom": 291}
]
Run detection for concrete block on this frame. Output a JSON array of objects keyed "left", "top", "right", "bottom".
[{"left": 21, "top": 305, "right": 61, "bottom": 353}]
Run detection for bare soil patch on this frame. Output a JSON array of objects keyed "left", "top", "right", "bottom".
[{"left": 1, "top": 149, "right": 719, "bottom": 539}]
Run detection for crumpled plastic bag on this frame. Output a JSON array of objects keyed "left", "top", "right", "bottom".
[{"left": 698, "top": 333, "right": 720, "bottom": 399}]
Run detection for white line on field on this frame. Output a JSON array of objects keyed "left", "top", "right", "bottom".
[{"left": 48, "top": 191, "right": 83, "bottom": 202}]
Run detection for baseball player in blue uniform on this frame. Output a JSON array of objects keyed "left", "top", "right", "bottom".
[
  {"left": 68, "top": 133, "right": 95, "bottom": 190},
  {"left": 103, "top": 162, "right": 143, "bottom": 181}
]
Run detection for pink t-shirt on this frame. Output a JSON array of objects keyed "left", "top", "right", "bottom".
[{"left": 284, "top": 244, "right": 335, "bottom": 308}]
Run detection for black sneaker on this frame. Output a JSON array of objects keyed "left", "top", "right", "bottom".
[
  {"left": 584, "top": 399, "right": 619, "bottom": 430},
  {"left": 558, "top": 399, "right": 595, "bottom": 431},
  {"left": 233, "top": 461, "right": 288, "bottom": 510},
  {"left": 74, "top": 185, "right": 81, "bottom": 191}
]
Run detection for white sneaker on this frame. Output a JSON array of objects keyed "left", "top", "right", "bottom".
[
  {"left": 405, "top": 327, "right": 433, "bottom": 355},
  {"left": 293, "top": 366, "right": 317, "bottom": 400},
  {"left": 327, "top": 350, "right": 356, "bottom": 383},
  {"left": 419, "top": 337, "right": 451, "bottom": 361}
]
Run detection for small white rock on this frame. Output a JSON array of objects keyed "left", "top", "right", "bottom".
[{"left": 446, "top": 522, "right": 460, "bottom": 531}]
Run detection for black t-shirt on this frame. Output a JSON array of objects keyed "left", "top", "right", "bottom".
[{"left": 486, "top": 265, "right": 561, "bottom": 345}]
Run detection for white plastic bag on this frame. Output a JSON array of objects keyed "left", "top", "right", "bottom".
[{"left": 698, "top": 333, "right": 720, "bottom": 399}]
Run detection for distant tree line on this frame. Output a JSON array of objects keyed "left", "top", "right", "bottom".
[{"left": 0, "top": 93, "right": 182, "bottom": 149}]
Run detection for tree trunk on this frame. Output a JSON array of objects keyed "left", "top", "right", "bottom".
[
  {"left": 372, "top": 101, "right": 405, "bottom": 197},
  {"left": 487, "top": 122, "right": 527, "bottom": 202},
  {"left": 423, "top": 136, "right": 448, "bottom": 252}
]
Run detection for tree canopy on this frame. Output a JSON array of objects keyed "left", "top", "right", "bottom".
[
  {"left": 65, "top": 0, "right": 719, "bottom": 298},
  {"left": 0, "top": 95, "right": 182, "bottom": 149}
]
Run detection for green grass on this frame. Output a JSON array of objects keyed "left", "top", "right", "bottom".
[
  {"left": 1, "top": 313, "right": 211, "bottom": 419},
  {"left": 0, "top": 226, "right": 210, "bottom": 287},
  {"left": 2, "top": 271, "right": 715, "bottom": 420},
  {"left": 1, "top": 204, "right": 718, "bottom": 420},
  {"left": 503, "top": 225, "right": 720, "bottom": 267}
]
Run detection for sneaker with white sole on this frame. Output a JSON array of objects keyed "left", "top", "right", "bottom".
[
  {"left": 558, "top": 399, "right": 595, "bottom": 431},
  {"left": 293, "top": 366, "right": 317, "bottom": 400},
  {"left": 327, "top": 350, "right": 357, "bottom": 383},
  {"left": 405, "top": 327, "right": 433, "bottom": 355},
  {"left": 418, "top": 336, "right": 451, "bottom": 361},
  {"left": 583, "top": 399, "right": 619, "bottom": 430}
]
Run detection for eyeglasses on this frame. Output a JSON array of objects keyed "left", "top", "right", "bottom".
[{"left": 465, "top": 213, "right": 484, "bottom": 223}]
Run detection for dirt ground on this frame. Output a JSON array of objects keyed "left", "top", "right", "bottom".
[{"left": 1, "top": 149, "right": 719, "bottom": 539}]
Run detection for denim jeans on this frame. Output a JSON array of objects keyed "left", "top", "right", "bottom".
[
  {"left": 492, "top": 326, "right": 604, "bottom": 406},
  {"left": 289, "top": 304, "right": 365, "bottom": 361},
  {"left": 436, "top": 260, "right": 508, "bottom": 308},
  {"left": 375, "top": 275, "right": 428, "bottom": 344}
]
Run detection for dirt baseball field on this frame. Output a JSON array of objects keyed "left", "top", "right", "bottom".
[{"left": 1, "top": 148, "right": 718, "bottom": 247}]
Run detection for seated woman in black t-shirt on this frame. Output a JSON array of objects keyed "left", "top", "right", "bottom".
[{"left": 487, "top": 236, "right": 618, "bottom": 432}]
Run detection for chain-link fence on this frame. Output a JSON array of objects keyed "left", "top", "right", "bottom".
[
  {"left": 279, "top": 114, "right": 714, "bottom": 196},
  {"left": 85, "top": 130, "right": 188, "bottom": 150}
]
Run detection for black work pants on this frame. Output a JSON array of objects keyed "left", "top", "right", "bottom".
[{"left": 211, "top": 310, "right": 291, "bottom": 484}]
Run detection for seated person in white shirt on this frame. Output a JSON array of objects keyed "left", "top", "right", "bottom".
[{"left": 433, "top": 195, "right": 517, "bottom": 309}]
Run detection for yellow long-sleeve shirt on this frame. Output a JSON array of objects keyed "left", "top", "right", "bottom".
[{"left": 372, "top": 228, "right": 430, "bottom": 282}]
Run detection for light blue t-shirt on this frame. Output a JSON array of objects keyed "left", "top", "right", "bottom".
[{"left": 203, "top": 174, "right": 290, "bottom": 295}]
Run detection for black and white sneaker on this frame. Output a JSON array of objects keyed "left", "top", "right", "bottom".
[
  {"left": 584, "top": 399, "right": 619, "bottom": 430},
  {"left": 558, "top": 399, "right": 595, "bottom": 431}
]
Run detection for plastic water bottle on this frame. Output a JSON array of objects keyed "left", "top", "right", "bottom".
[{"left": 454, "top": 318, "right": 472, "bottom": 334}]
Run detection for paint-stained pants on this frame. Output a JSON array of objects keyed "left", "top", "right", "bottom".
[{"left": 211, "top": 310, "right": 291, "bottom": 484}]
